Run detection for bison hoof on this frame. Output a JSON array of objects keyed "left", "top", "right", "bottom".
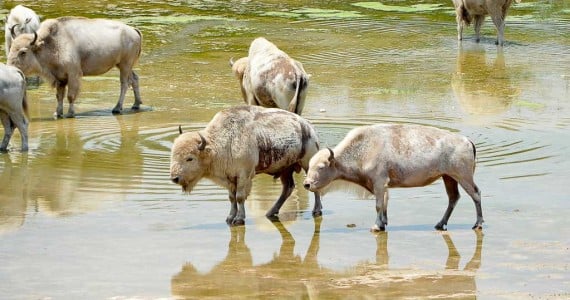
[
  {"left": 435, "top": 223, "right": 447, "bottom": 231},
  {"left": 131, "top": 105, "right": 141, "bottom": 111},
  {"left": 472, "top": 223, "right": 483, "bottom": 230},
  {"left": 312, "top": 210, "right": 322, "bottom": 217},
  {"left": 231, "top": 219, "right": 245, "bottom": 226},
  {"left": 370, "top": 224, "right": 385, "bottom": 232},
  {"left": 112, "top": 109, "right": 122, "bottom": 115}
]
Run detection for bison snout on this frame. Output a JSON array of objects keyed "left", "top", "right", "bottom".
[
  {"left": 171, "top": 176, "right": 180, "bottom": 184},
  {"left": 303, "top": 183, "right": 311, "bottom": 190}
]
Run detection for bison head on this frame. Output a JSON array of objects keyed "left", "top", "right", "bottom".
[
  {"left": 7, "top": 31, "right": 42, "bottom": 76},
  {"left": 170, "top": 131, "right": 212, "bottom": 193},
  {"left": 303, "top": 148, "right": 338, "bottom": 192}
]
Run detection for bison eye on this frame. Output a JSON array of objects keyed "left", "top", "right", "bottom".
[
  {"left": 18, "top": 51, "right": 26, "bottom": 58},
  {"left": 186, "top": 157, "right": 193, "bottom": 162}
]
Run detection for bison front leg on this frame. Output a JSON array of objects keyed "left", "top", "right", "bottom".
[
  {"left": 54, "top": 82, "right": 66, "bottom": 119},
  {"left": 227, "top": 176, "right": 250, "bottom": 226},
  {"left": 226, "top": 178, "right": 239, "bottom": 225},
  {"left": 371, "top": 184, "right": 389, "bottom": 232}
]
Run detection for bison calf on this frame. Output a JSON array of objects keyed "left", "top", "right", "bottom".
[
  {"left": 230, "top": 37, "right": 309, "bottom": 115},
  {"left": 303, "top": 124, "right": 483, "bottom": 231},
  {"left": 452, "top": 0, "right": 522, "bottom": 46},
  {"left": 0, "top": 64, "right": 28, "bottom": 152},
  {"left": 7, "top": 17, "right": 142, "bottom": 118},
  {"left": 170, "top": 105, "right": 322, "bottom": 226}
]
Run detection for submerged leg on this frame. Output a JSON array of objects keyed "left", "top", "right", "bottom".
[
  {"left": 312, "top": 191, "right": 322, "bottom": 217},
  {"left": 435, "top": 175, "right": 461, "bottom": 231}
]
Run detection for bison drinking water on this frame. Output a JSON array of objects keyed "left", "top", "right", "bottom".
[
  {"left": 7, "top": 17, "right": 143, "bottom": 118},
  {"left": 303, "top": 124, "right": 483, "bottom": 232},
  {"left": 170, "top": 105, "right": 322, "bottom": 226}
]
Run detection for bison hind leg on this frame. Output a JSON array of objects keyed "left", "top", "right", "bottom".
[{"left": 265, "top": 168, "right": 295, "bottom": 218}]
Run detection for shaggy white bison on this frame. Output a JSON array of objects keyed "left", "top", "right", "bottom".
[
  {"left": 452, "top": 0, "right": 522, "bottom": 46},
  {"left": 170, "top": 105, "right": 322, "bottom": 226},
  {"left": 7, "top": 17, "right": 142, "bottom": 118},
  {"left": 230, "top": 37, "right": 309, "bottom": 115},
  {"left": 4, "top": 5, "right": 40, "bottom": 57},
  {"left": 303, "top": 124, "right": 483, "bottom": 232},
  {"left": 0, "top": 63, "right": 28, "bottom": 152}
]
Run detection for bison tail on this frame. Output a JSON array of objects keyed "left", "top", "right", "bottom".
[{"left": 288, "top": 75, "right": 307, "bottom": 115}]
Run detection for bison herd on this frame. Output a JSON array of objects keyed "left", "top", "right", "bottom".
[{"left": 0, "top": 1, "right": 523, "bottom": 231}]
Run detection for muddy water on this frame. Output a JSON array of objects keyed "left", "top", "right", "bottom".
[{"left": 0, "top": 0, "right": 569, "bottom": 299}]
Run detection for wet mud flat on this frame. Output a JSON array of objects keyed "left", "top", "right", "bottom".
[{"left": 1, "top": 0, "right": 569, "bottom": 299}]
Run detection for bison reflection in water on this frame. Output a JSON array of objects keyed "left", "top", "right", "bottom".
[
  {"left": 7, "top": 17, "right": 143, "bottom": 118},
  {"left": 452, "top": 45, "right": 519, "bottom": 116},
  {"left": 171, "top": 218, "right": 484, "bottom": 298}
]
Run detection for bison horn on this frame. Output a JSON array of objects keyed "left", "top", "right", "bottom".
[
  {"left": 198, "top": 133, "right": 207, "bottom": 151},
  {"left": 178, "top": 125, "right": 183, "bottom": 134},
  {"left": 229, "top": 57, "right": 235, "bottom": 67},
  {"left": 327, "top": 147, "right": 334, "bottom": 162},
  {"left": 30, "top": 31, "right": 38, "bottom": 45},
  {"left": 10, "top": 24, "right": 18, "bottom": 39}
]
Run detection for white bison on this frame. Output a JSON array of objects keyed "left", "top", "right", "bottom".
[
  {"left": 0, "top": 63, "right": 28, "bottom": 152},
  {"left": 7, "top": 17, "right": 143, "bottom": 118},
  {"left": 452, "top": 0, "right": 522, "bottom": 46},
  {"left": 170, "top": 105, "right": 322, "bottom": 226},
  {"left": 230, "top": 37, "right": 309, "bottom": 115},
  {"left": 303, "top": 124, "right": 483, "bottom": 232},
  {"left": 4, "top": 5, "right": 40, "bottom": 57}
]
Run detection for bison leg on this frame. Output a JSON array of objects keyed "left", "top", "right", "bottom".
[
  {"left": 55, "top": 82, "right": 66, "bottom": 119},
  {"left": 265, "top": 169, "right": 295, "bottom": 218},
  {"left": 371, "top": 184, "right": 389, "bottom": 232},
  {"left": 66, "top": 77, "right": 81, "bottom": 118},
  {"left": 436, "top": 175, "right": 461, "bottom": 231},
  {"left": 130, "top": 71, "right": 142, "bottom": 110},
  {"left": 0, "top": 112, "right": 13, "bottom": 151},
  {"left": 490, "top": 14, "right": 506, "bottom": 46},
  {"left": 226, "top": 179, "right": 239, "bottom": 225},
  {"left": 474, "top": 15, "right": 485, "bottom": 43},
  {"left": 458, "top": 177, "right": 484, "bottom": 230},
  {"left": 9, "top": 112, "right": 28, "bottom": 152},
  {"left": 312, "top": 191, "right": 323, "bottom": 217},
  {"left": 113, "top": 68, "right": 131, "bottom": 114}
]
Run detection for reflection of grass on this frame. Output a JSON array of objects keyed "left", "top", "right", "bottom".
[
  {"left": 352, "top": 2, "right": 445, "bottom": 13},
  {"left": 262, "top": 8, "right": 362, "bottom": 19},
  {"left": 124, "top": 15, "right": 230, "bottom": 25},
  {"left": 513, "top": 100, "right": 545, "bottom": 110}
]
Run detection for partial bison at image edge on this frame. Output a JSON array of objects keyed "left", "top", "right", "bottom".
[
  {"left": 303, "top": 124, "right": 483, "bottom": 232},
  {"left": 170, "top": 105, "right": 322, "bottom": 226},
  {"left": 7, "top": 16, "right": 143, "bottom": 118}
]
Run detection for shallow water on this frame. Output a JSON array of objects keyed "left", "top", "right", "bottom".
[{"left": 0, "top": 0, "right": 569, "bottom": 299}]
